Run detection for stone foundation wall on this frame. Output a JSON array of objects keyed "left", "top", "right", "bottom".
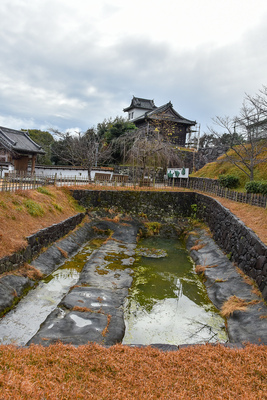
[
  {"left": 194, "top": 193, "right": 267, "bottom": 300},
  {"left": 0, "top": 213, "right": 86, "bottom": 274},
  {"left": 71, "top": 190, "right": 267, "bottom": 300},
  {"left": 71, "top": 189, "right": 196, "bottom": 219}
]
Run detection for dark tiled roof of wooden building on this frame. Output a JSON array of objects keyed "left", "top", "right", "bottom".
[
  {"left": 123, "top": 96, "right": 157, "bottom": 112},
  {"left": 0, "top": 127, "right": 45, "bottom": 155}
]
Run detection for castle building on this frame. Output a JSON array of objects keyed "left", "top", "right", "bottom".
[{"left": 123, "top": 96, "right": 196, "bottom": 146}]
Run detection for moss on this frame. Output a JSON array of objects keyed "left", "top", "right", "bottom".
[
  {"left": 96, "top": 266, "right": 109, "bottom": 275},
  {"left": 102, "top": 252, "right": 133, "bottom": 271}
]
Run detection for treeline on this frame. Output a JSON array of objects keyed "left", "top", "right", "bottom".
[{"left": 28, "top": 116, "right": 136, "bottom": 167}]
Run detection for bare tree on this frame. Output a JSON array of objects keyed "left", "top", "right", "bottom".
[
  {"left": 51, "top": 128, "right": 112, "bottom": 179},
  {"left": 117, "top": 128, "right": 181, "bottom": 184},
  {"left": 208, "top": 88, "right": 267, "bottom": 181}
]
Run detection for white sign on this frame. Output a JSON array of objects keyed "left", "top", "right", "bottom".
[{"left": 167, "top": 168, "right": 189, "bottom": 178}]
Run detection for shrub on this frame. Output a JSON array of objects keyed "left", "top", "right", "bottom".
[
  {"left": 218, "top": 174, "right": 240, "bottom": 189},
  {"left": 245, "top": 181, "right": 267, "bottom": 195},
  {"left": 144, "top": 222, "right": 161, "bottom": 235},
  {"left": 245, "top": 181, "right": 261, "bottom": 194},
  {"left": 261, "top": 182, "right": 267, "bottom": 195}
]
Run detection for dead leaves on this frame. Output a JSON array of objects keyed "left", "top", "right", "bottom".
[{"left": 0, "top": 343, "right": 266, "bottom": 399}]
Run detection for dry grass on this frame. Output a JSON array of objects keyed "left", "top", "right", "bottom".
[
  {"left": 76, "top": 183, "right": 191, "bottom": 193},
  {"left": 190, "top": 243, "right": 206, "bottom": 251},
  {"left": 103, "top": 214, "right": 121, "bottom": 223},
  {"left": 0, "top": 187, "right": 84, "bottom": 258},
  {"left": 56, "top": 246, "right": 68, "bottom": 259},
  {"left": 195, "top": 264, "right": 217, "bottom": 274},
  {"left": 16, "top": 264, "right": 44, "bottom": 281},
  {"left": 210, "top": 196, "right": 267, "bottom": 245},
  {"left": 221, "top": 296, "right": 260, "bottom": 318},
  {"left": 0, "top": 342, "right": 266, "bottom": 399},
  {"left": 236, "top": 267, "right": 263, "bottom": 297},
  {"left": 72, "top": 306, "right": 93, "bottom": 313},
  {"left": 102, "top": 314, "right": 111, "bottom": 337},
  {"left": 192, "top": 146, "right": 267, "bottom": 186},
  {"left": 221, "top": 296, "right": 248, "bottom": 317},
  {"left": 195, "top": 265, "right": 206, "bottom": 274},
  {"left": 3, "top": 263, "right": 44, "bottom": 281}
]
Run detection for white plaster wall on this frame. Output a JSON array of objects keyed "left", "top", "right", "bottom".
[
  {"left": 35, "top": 167, "right": 89, "bottom": 178},
  {"left": 128, "top": 108, "right": 146, "bottom": 120},
  {"left": 35, "top": 167, "right": 112, "bottom": 180}
]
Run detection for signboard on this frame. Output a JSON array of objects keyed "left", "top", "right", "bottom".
[{"left": 167, "top": 167, "right": 189, "bottom": 179}]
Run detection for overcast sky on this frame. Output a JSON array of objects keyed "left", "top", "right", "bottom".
[{"left": 1, "top": 0, "right": 267, "bottom": 135}]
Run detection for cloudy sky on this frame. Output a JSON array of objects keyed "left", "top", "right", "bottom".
[{"left": 1, "top": 0, "right": 267, "bottom": 135}]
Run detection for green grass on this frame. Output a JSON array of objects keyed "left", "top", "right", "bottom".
[
  {"left": 24, "top": 199, "right": 45, "bottom": 217},
  {"left": 0, "top": 200, "right": 7, "bottom": 209},
  {"left": 61, "top": 188, "right": 85, "bottom": 212},
  {"left": 37, "top": 186, "right": 53, "bottom": 196},
  {"left": 52, "top": 202, "right": 63, "bottom": 212}
]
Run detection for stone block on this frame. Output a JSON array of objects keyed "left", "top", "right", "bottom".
[{"left": 255, "top": 256, "right": 266, "bottom": 270}]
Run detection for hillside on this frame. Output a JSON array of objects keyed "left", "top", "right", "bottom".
[
  {"left": 0, "top": 186, "right": 84, "bottom": 258},
  {"left": 192, "top": 147, "right": 267, "bottom": 187}
]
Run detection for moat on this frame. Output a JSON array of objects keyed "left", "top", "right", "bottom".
[{"left": 0, "top": 224, "right": 227, "bottom": 346}]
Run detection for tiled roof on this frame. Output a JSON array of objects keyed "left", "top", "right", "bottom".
[
  {"left": 123, "top": 96, "right": 157, "bottom": 112},
  {"left": 0, "top": 127, "right": 45, "bottom": 154},
  {"left": 132, "top": 102, "right": 196, "bottom": 126}
]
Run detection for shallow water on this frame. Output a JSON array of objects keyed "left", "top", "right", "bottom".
[
  {"left": 0, "top": 241, "right": 100, "bottom": 345},
  {"left": 0, "top": 235, "right": 228, "bottom": 346},
  {"left": 122, "top": 237, "right": 228, "bottom": 345}
]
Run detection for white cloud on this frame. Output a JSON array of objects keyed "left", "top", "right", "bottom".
[
  {"left": 0, "top": 115, "right": 36, "bottom": 130},
  {"left": 0, "top": 0, "right": 267, "bottom": 132}
]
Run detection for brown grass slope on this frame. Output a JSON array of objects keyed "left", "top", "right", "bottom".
[
  {"left": 192, "top": 147, "right": 267, "bottom": 187},
  {"left": 0, "top": 186, "right": 84, "bottom": 258}
]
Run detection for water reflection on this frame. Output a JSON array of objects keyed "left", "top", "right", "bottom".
[
  {"left": 0, "top": 239, "right": 103, "bottom": 345},
  {"left": 123, "top": 237, "right": 228, "bottom": 345}
]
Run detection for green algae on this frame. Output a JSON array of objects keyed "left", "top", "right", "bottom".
[
  {"left": 136, "top": 247, "right": 167, "bottom": 258},
  {"left": 123, "top": 236, "right": 228, "bottom": 345},
  {"left": 102, "top": 252, "right": 134, "bottom": 271},
  {"left": 43, "top": 238, "right": 105, "bottom": 283}
]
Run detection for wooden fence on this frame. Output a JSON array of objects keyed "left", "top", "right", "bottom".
[
  {"left": 174, "top": 177, "right": 267, "bottom": 208},
  {"left": 0, "top": 173, "right": 90, "bottom": 191},
  {"left": 0, "top": 173, "right": 266, "bottom": 208}
]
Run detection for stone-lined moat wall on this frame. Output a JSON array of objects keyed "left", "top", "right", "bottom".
[
  {"left": 72, "top": 190, "right": 267, "bottom": 300},
  {"left": 1, "top": 189, "right": 266, "bottom": 301},
  {"left": 0, "top": 213, "right": 85, "bottom": 274}
]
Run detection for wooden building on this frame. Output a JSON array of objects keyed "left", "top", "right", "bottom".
[
  {"left": 123, "top": 96, "right": 196, "bottom": 146},
  {"left": 0, "top": 126, "right": 45, "bottom": 175}
]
